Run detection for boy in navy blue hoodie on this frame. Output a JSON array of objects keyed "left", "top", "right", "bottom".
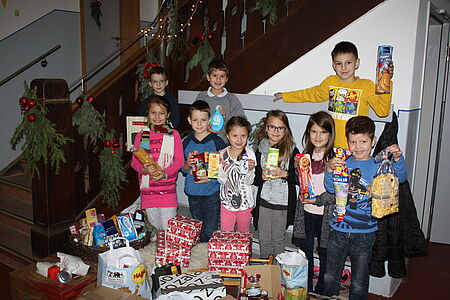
[{"left": 182, "top": 100, "right": 227, "bottom": 242}]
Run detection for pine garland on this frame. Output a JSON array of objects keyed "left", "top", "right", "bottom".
[
  {"left": 136, "top": 51, "right": 159, "bottom": 99},
  {"left": 165, "top": 1, "right": 187, "bottom": 60},
  {"left": 10, "top": 82, "right": 73, "bottom": 178},
  {"left": 99, "top": 131, "right": 128, "bottom": 208},
  {"left": 187, "top": 38, "right": 215, "bottom": 76},
  {"left": 251, "top": 0, "right": 294, "bottom": 25},
  {"left": 90, "top": 0, "right": 102, "bottom": 29},
  {"left": 73, "top": 100, "right": 106, "bottom": 145},
  {"left": 249, "top": 116, "right": 266, "bottom": 151}
]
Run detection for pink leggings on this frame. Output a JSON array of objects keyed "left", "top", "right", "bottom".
[{"left": 220, "top": 205, "right": 253, "bottom": 232}]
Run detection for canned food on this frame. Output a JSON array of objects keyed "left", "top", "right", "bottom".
[{"left": 57, "top": 269, "right": 72, "bottom": 283}]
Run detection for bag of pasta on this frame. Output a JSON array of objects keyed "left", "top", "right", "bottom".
[{"left": 371, "top": 149, "right": 399, "bottom": 218}]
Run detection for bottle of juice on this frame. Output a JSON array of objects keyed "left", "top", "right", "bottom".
[{"left": 210, "top": 105, "right": 225, "bottom": 131}]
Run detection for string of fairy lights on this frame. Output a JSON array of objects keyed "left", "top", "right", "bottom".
[{"left": 140, "top": 0, "right": 203, "bottom": 41}]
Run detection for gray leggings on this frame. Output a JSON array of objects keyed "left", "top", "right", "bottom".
[{"left": 257, "top": 206, "right": 287, "bottom": 258}]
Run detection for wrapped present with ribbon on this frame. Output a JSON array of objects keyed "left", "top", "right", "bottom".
[{"left": 165, "top": 215, "right": 202, "bottom": 249}]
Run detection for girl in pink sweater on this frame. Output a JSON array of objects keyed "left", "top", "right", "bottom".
[{"left": 131, "top": 95, "right": 184, "bottom": 229}]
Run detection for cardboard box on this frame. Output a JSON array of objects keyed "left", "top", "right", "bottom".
[
  {"left": 166, "top": 215, "right": 202, "bottom": 248},
  {"left": 78, "top": 286, "right": 145, "bottom": 299},
  {"left": 9, "top": 260, "right": 96, "bottom": 300},
  {"left": 244, "top": 265, "right": 281, "bottom": 299},
  {"left": 155, "top": 230, "right": 191, "bottom": 267}
]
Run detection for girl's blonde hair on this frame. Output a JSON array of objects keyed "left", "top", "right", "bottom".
[
  {"left": 262, "top": 110, "right": 294, "bottom": 163},
  {"left": 302, "top": 111, "right": 335, "bottom": 161}
]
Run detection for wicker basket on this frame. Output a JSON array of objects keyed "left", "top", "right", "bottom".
[{"left": 67, "top": 230, "right": 153, "bottom": 261}]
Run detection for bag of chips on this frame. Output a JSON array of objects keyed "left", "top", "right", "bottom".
[{"left": 371, "top": 149, "right": 399, "bottom": 218}]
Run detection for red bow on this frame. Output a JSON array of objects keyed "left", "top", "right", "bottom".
[{"left": 144, "top": 62, "right": 161, "bottom": 69}]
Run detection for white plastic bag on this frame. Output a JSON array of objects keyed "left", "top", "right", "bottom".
[
  {"left": 97, "top": 237, "right": 152, "bottom": 298},
  {"left": 276, "top": 250, "right": 308, "bottom": 300}
]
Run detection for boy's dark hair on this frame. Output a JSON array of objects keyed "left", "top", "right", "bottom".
[
  {"left": 225, "top": 116, "right": 251, "bottom": 136},
  {"left": 331, "top": 41, "right": 358, "bottom": 59},
  {"left": 146, "top": 95, "right": 171, "bottom": 115},
  {"left": 208, "top": 59, "right": 229, "bottom": 76},
  {"left": 149, "top": 65, "right": 168, "bottom": 80},
  {"left": 190, "top": 100, "right": 211, "bottom": 117},
  {"left": 346, "top": 116, "right": 375, "bottom": 139}
]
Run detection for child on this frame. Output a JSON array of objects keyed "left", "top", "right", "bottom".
[
  {"left": 182, "top": 100, "right": 227, "bottom": 242},
  {"left": 252, "top": 110, "right": 299, "bottom": 258},
  {"left": 195, "top": 59, "right": 246, "bottom": 142},
  {"left": 274, "top": 41, "right": 393, "bottom": 148},
  {"left": 139, "top": 65, "right": 180, "bottom": 129},
  {"left": 292, "top": 111, "right": 335, "bottom": 294},
  {"left": 218, "top": 116, "right": 256, "bottom": 232},
  {"left": 131, "top": 95, "right": 184, "bottom": 230},
  {"left": 323, "top": 116, "right": 407, "bottom": 299}
]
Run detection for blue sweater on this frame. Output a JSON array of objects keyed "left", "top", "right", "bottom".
[
  {"left": 325, "top": 156, "right": 407, "bottom": 233},
  {"left": 182, "top": 133, "right": 227, "bottom": 196}
]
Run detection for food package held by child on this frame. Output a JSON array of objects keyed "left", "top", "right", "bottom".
[
  {"left": 296, "top": 154, "right": 315, "bottom": 201},
  {"left": 372, "top": 149, "right": 399, "bottom": 218},
  {"left": 240, "top": 148, "right": 249, "bottom": 174},
  {"left": 208, "top": 152, "right": 220, "bottom": 179},
  {"left": 375, "top": 45, "right": 393, "bottom": 94},
  {"left": 191, "top": 151, "right": 208, "bottom": 182},
  {"left": 134, "top": 148, "right": 163, "bottom": 175},
  {"left": 333, "top": 148, "right": 352, "bottom": 222},
  {"left": 266, "top": 148, "right": 279, "bottom": 178}
]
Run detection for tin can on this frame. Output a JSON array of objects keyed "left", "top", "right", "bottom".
[{"left": 57, "top": 269, "right": 72, "bottom": 283}]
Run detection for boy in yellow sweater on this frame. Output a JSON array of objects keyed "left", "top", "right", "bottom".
[{"left": 274, "top": 41, "right": 393, "bottom": 148}]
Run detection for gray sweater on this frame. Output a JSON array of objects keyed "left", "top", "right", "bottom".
[
  {"left": 195, "top": 90, "right": 246, "bottom": 142},
  {"left": 292, "top": 191, "right": 335, "bottom": 248}
]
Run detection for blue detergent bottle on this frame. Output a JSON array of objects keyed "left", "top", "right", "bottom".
[{"left": 210, "top": 105, "right": 225, "bottom": 131}]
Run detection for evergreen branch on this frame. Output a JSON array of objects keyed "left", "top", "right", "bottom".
[
  {"left": 187, "top": 38, "right": 215, "bottom": 76},
  {"left": 165, "top": 2, "right": 187, "bottom": 60},
  {"left": 136, "top": 51, "right": 159, "bottom": 99},
  {"left": 73, "top": 100, "right": 107, "bottom": 145}
]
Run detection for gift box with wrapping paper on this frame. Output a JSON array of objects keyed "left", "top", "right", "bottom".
[
  {"left": 208, "top": 231, "right": 252, "bottom": 273},
  {"left": 165, "top": 215, "right": 202, "bottom": 249},
  {"left": 155, "top": 230, "right": 191, "bottom": 267}
]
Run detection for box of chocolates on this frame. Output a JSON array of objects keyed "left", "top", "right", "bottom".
[
  {"left": 165, "top": 215, "right": 202, "bottom": 249},
  {"left": 155, "top": 230, "right": 191, "bottom": 267}
]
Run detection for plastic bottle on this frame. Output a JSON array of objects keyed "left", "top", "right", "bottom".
[{"left": 210, "top": 105, "right": 225, "bottom": 131}]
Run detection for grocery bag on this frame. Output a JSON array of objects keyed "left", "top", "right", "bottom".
[
  {"left": 97, "top": 237, "right": 152, "bottom": 298},
  {"left": 276, "top": 250, "right": 308, "bottom": 300},
  {"left": 372, "top": 149, "right": 399, "bottom": 218}
]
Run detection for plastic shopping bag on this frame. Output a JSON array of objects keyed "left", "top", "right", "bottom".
[
  {"left": 276, "top": 250, "right": 308, "bottom": 300},
  {"left": 97, "top": 237, "right": 152, "bottom": 298}
]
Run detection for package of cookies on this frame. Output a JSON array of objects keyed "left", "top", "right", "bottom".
[
  {"left": 192, "top": 152, "right": 208, "bottom": 182},
  {"left": 375, "top": 45, "right": 393, "bottom": 94},
  {"left": 372, "top": 149, "right": 399, "bottom": 218},
  {"left": 296, "top": 154, "right": 315, "bottom": 201},
  {"left": 208, "top": 152, "right": 220, "bottom": 179}
]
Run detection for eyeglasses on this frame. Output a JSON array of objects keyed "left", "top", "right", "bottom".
[{"left": 267, "top": 125, "right": 287, "bottom": 133}]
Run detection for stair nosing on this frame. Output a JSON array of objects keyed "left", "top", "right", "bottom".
[
  {"left": 0, "top": 177, "right": 32, "bottom": 192},
  {"left": 0, "top": 244, "right": 35, "bottom": 265},
  {"left": 0, "top": 208, "right": 33, "bottom": 225}
]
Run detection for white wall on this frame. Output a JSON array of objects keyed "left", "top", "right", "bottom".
[
  {"left": 0, "top": 0, "right": 79, "bottom": 41},
  {"left": 140, "top": 0, "right": 159, "bottom": 22}
]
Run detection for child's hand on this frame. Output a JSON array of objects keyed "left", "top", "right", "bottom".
[
  {"left": 208, "top": 124, "right": 220, "bottom": 134},
  {"left": 273, "top": 92, "right": 283, "bottom": 102},
  {"left": 194, "top": 175, "right": 211, "bottom": 184},
  {"left": 262, "top": 169, "right": 270, "bottom": 181},
  {"left": 248, "top": 159, "right": 255, "bottom": 171},
  {"left": 218, "top": 106, "right": 226, "bottom": 118},
  {"left": 387, "top": 144, "right": 403, "bottom": 162},
  {"left": 270, "top": 165, "right": 288, "bottom": 179},
  {"left": 151, "top": 171, "right": 165, "bottom": 182},
  {"left": 184, "top": 153, "right": 196, "bottom": 170},
  {"left": 327, "top": 157, "right": 345, "bottom": 171},
  {"left": 302, "top": 197, "right": 317, "bottom": 204},
  {"left": 142, "top": 163, "right": 152, "bottom": 175}
]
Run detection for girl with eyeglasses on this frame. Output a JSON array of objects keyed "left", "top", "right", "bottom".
[
  {"left": 252, "top": 110, "right": 299, "bottom": 259},
  {"left": 292, "top": 111, "right": 336, "bottom": 294}
]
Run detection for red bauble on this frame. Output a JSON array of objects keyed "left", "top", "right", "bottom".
[
  {"left": 75, "top": 97, "right": 84, "bottom": 105},
  {"left": 19, "top": 97, "right": 28, "bottom": 105},
  {"left": 207, "top": 34, "right": 213, "bottom": 39},
  {"left": 96, "top": 1, "right": 102, "bottom": 7},
  {"left": 113, "top": 142, "right": 120, "bottom": 149},
  {"left": 28, "top": 99, "right": 37, "bottom": 108},
  {"left": 165, "top": 18, "right": 170, "bottom": 24},
  {"left": 87, "top": 96, "right": 94, "bottom": 103},
  {"left": 200, "top": 35, "right": 205, "bottom": 41},
  {"left": 104, "top": 140, "right": 112, "bottom": 147},
  {"left": 27, "top": 113, "right": 37, "bottom": 122}
]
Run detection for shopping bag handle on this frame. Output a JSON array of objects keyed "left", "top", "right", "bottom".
[{"left": 109, "top": 237, "right": 130, "bottom": 250}]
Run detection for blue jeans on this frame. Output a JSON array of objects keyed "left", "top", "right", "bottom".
[
  {"left": 188, "top": 192, "right": 220, "bottom": 242},
  {"left": 323, "top": 230, "right": 376, "bottom": 300},
  {"left": 298, "top": 211, "right": 327, "bottom": 294}
]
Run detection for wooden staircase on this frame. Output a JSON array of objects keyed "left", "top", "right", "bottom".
[{"left": 0, "top": 0, "right": 385, "bottom": 269}]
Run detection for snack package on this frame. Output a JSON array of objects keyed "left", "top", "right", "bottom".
[
  {"left": 240, "top": 151, "right": 249, "bottom": 174},
  {"left": 375, "top": 45, "right": 393, "bottom": 94},
  {"left": 296, "top": 154, "right": 315, "bottom": 201},
  {"left": 134, "top": 148, "right": 163, "bottom": 175},
  {"left": 93, "top": 222, "right": 106, "bottom": 247},
  {"left": 372, "top": 149, "right": 399, "bottom": 218},
  {"left": 191, "top": 152, "right": 208, "bottom": 182},
  {"left": 333, "top": 148, "right": 352, "bottom": 222},
  {"left": 117, "top": 213, "right": 139, "bottom": 242},
  {"left": 103, "top": 218, "right": 122, "bottom": 247},
  {"left": 85, "top": 208, "right": 98, "bottom": 227},
  {"left": 208, "top": 152, "right": 220, "bottom": 179},
  {"left": 266, "top": 148, "right": 279, "bottom": 178}
]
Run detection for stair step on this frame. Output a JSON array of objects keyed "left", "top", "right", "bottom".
[
  {"left": 0, "top": 192, "right": 33, "bottom": 221},
  {"left": 0, "top": 213, "right": 33, "bottom": 262},
  {"left": 0, "top": 176, "right": 32, "bottom": 204}
]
